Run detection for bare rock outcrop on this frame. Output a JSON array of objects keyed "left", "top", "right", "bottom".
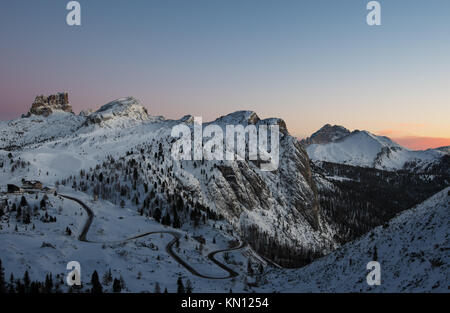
[{"left": 29, "top": 92, "right": 73, "bottom": 116}]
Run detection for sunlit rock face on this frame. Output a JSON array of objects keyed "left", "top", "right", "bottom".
[{"left": 29, "top": 92, "right": 73, "bottom": 116}]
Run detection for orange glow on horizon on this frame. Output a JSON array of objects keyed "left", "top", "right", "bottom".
[
  {"left": 376, "top": 125, "right": 450, "bottom": 150},
  {"left": 390, "top": 136, "right": 450, "bottom": 151}
]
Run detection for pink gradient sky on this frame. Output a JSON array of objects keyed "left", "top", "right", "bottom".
[{"left": 0, "top": 1, "right": 449, "bottom": 150}]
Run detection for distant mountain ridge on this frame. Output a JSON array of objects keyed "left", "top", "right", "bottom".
[{"left": 302, "top": 124, "right": 448, "bottom": 172}]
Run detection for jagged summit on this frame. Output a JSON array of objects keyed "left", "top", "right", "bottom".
[
  {"left": 213, "top": 110, "right": 288, "bottom": 133},
  {"left": 214, "top": 110, "right": 261, "bottom": 125},
  {"left": 27, "top": 92, "right": 73, "bottom": 117}
]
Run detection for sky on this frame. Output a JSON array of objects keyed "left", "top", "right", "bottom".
[{"left": 0, "top": 0, "right": 449, "bottom": 150}]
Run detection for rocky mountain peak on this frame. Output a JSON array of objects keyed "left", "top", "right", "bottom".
[
  {"left": 28, "top": 92, "right": 73, "bottom": 117},
  {"left": 212, "top": 111, "right": 288, "bottom": 134},
  {"left": 301, "top": 124, "right": 351, "bottom": 146},
  {"left": 214, "top": 110, "right": 261, "bottom": 125}
]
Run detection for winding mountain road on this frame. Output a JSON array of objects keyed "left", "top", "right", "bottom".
[
  {"left": 60, "top": 194, "right": 245, "bottom": 279},
  {"left": 60, "top": 195, "right": 93, "bottom": 242}
]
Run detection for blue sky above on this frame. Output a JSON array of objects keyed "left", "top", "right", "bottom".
[{"left": 0, "top": 0, "right": 449, "bottom": 146}]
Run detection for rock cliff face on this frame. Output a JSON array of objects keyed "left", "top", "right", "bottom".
[
  {"left": 158, "top": 111, "right": 335, "bottom": 266},
  {"left": 29, "top": 93, "right": 73, "bottom": 116}
]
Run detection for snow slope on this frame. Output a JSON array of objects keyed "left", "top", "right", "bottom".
[
  {"left": 83, "top": 97, "right": 149, "bottom": 128},
  {"left": 0, "top": 111, "right": 84, "bottom": 150},
  {"left": 259, "top": 187, "right": 449, "bottom": 292},
  {"left": 0, "top": 187, "right": 253, "bottom": 292},
  {"left": 0, "top": 98, "right": 336, "bottom": 271}
]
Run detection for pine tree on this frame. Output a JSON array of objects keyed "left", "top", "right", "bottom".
[
  {"left": 258, "top": 263, "right": 264, "bottom": 275},
  {"left": 102, "top": 268, "right": 113, "bottom": 285},
  {"left": 176, "top": 276, "right": 185, "bottom": 293},
  {"left": 172, "top": 211, "right": 181, "bottom": 228},
  {"left": 23, "top": 213, "right": 31, "bottom": 224},
  {"left": 185, "top": 279, "right": 193, "bottom": 293},
  {"left": 153, "top": 207, "right": 161, "bottom": 222},
  {"left": 112, "top": 278, "right": 122, "bottom": 293},
  {"left": 154, "top": 282, "right": 161, "bottom": 293},
  {"left": 162, "top": 212, "right": 171, "bottom": 226},
  {"left": 91, "top": 270, "right": 103, "bottom": 293},
  {"left": 0, "top": 259, "right": 6, "bottom": 293},
  {"left": 40, "top": 197, "right": 46, "bottom": 210},
  {"left": 247, "top": 260, "right": 253, "bottom": 276},
  {"left": 30, "top": 281, "right": 41, "bottom": 294},
  {"left": 16, "top": 279, "right": 25, "bottom": 293},
  {"left": 44, "top": 273, "right": 53, "bottom": 293},
  {"left": 20, "top": 196, "right": 28, "bottom": 207},
  {"left": 23, "top": 270, "right": 30, "bottom": 292}
]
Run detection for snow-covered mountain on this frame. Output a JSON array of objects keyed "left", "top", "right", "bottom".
[
  {"left": 0, "top": 97, "right": 336, "bottom": 268},
  {"left": 1, "top": 97, "right": 447, "bottom": 292},
  {"left": 302, "top": 124, "right": 448, "bottom": 171},
  {"left": 0, "top": 111, "right": 85, "bottom": 150},
  {"left": 260, "top": 187, "right": 449, "bottom": 292},
  {"left": 83, "top": 97, "right": 150, "bottom": 127},
  {"left": 0, "top": 97, "right": 150, "bottom": 150}
]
